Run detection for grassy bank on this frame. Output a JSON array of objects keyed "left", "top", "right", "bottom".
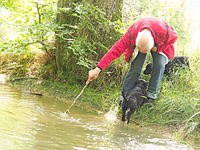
[
  {"left": 6, "top": 73, "right": 200, "bottom": 149},
  {"left": 1, "top": 51, "right": 200, "bottom": 149}
]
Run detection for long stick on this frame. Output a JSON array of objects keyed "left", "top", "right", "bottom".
[{"left": 65, "top": 82, "right": 89, "bottom": 114}]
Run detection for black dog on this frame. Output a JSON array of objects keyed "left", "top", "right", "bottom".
[
  {"left": 143, "top": 56, "right": 190, "bottom": 80},
  {"left": 121, "top": 79, "right": 147, "bottom": 124}
]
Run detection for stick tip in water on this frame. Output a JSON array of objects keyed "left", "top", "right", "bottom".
[{"left": 65, "top": 110, "right": 71, "bottom": 114}]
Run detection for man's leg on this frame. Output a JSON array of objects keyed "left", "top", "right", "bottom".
[
  {"left": 147, "top": 51, "right": 166, "bottom": 100},
  {"left": 122, "top": 52, "right": 147, "bottom": 96}
]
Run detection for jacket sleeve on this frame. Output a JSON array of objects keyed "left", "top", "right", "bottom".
[{"left": 97, "top": 32, "right": 131, "bottom": 70}]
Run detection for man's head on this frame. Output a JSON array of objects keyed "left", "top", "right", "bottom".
[{"left": 136, "top": 30, "right": 154, "bottom": 54}]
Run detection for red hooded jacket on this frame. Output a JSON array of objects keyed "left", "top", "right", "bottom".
[{"left": 97, "top": 17, "right": 178, "bottom": 70}]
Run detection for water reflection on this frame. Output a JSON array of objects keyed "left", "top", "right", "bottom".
[{"left": 0, "top": 75, "right": 194, "bottom": 150}]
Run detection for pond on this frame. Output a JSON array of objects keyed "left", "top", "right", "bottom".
[{"left": 0, "top": 74, "right": 193, "bottom": 150}]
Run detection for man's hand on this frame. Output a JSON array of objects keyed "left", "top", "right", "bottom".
[
  {"left": 86, "top": 67, "right": 101, "bottom": 84},
  {"left": 151, "top": 46, "right": 157, "bottom": 52}
]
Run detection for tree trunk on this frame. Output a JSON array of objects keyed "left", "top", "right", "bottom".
[
  {"left": 56, "top": 0, "right": 123, "bottom": 82},
  {"left": 56, "top": 0, "right": 80, "bottom": 71}
]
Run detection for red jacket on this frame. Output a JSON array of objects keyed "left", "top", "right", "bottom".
[{"left": 97, "top": 17, "right": 178, "bottom": 70}]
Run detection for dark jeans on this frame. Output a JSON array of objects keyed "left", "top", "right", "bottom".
[{"left": 121, "top": 51, "right": 166, "bottom": 100}]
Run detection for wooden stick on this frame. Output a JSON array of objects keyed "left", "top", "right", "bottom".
[{"left": 65, "top": 82, "right": 89, "bottom": 114}]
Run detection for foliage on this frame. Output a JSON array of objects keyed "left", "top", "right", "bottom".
[
  {"left": 0, "top": 0, "right": 51, "bottom": 52},
  {"left": 0, "top": 0, "right": 121, "bottom": 83}
]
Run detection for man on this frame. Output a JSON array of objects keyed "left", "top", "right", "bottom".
[{"left": 87, "top": 17, "right": 178, "bottom": 103}]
